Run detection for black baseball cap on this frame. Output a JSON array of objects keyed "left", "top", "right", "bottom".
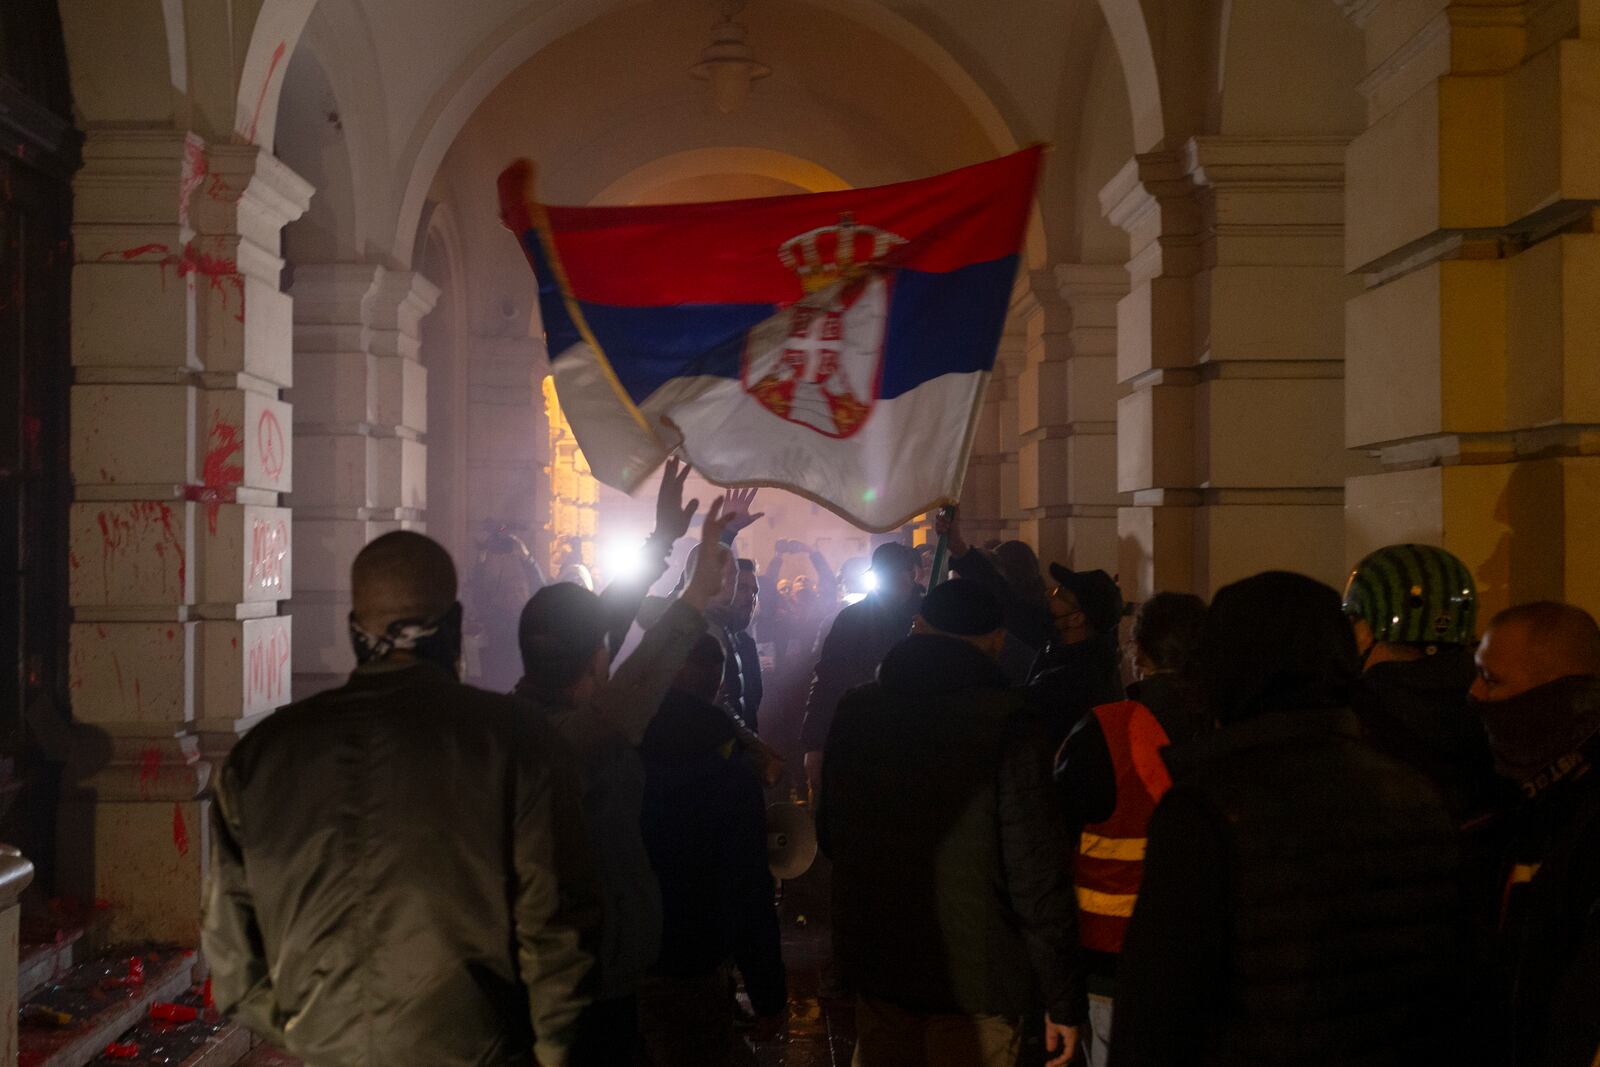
[
  {"left": 1047, "top": 564, "right": 1124, "bottom": 634},
  {"left": 920, "top": 579, "right": 1004, "bottom": 636}
]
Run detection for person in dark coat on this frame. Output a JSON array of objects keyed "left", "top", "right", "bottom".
[
  {"left": 798, "top": 540, "right": 921, "bottom": 801},
  {"left": 1054, "top": 591, "right": 1209, "bottom": 1067},
  {"left": 1029, "top": 564, "right": 1126, "bottom": 746},
  {"left": 1342, "top": 543, "right": 1500, "bottom": 821},
  {"left": 708, "top": 558, "right": 764, "bottom": 732},
  {"left": 203, "top": 531, "right": 601, "bottom": 1067},
  {"left": 1110, "top": 571, "right": 1465, "bottom": 1067},
  {"left": 819, "top": 579, "right": 1082, "bottom": 1067},
  {"left": 935, "top": 506, "right": 1055, "bottom": 684},
  {"left": 513, "top": 493, "right": 735, "bottom": 1067},
  {"left": 1469, "top": 601, "right": 1600, "bottom": 1067},
  {"left": 637, "top": 633, "right": 787, "bottom": 1067}
]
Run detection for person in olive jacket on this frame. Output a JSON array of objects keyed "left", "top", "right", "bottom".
[
  {"left": 819, "top": 579, "right": 1081, "bottom": 1067},
  {"left": 203, "top": 531, "right": 600, "bottom": 1067}
]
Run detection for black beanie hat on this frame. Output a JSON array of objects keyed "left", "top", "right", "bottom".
[{"left": 920, "top": 578, "right": 1004, "bottom": 637}]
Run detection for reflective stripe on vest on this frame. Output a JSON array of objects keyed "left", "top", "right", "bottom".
[{"left": 1073, "top": 700, "right": 1173, "bottom": 955}]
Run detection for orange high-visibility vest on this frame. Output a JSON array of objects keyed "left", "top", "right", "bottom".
[{"left": 1073, "top": 700, "right": 1174, "bottom": 954}]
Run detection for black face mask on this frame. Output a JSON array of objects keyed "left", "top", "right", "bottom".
[
  {"left": 349, "top": 602, "right": 465, "bottom": 677},
  {"left": 1473, "top": 674, "right": 1600, "bottom": 789}
]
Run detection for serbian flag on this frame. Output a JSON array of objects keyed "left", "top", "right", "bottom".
[{"left": 498, "top": 148, "right": 1041, "bottom": 531}]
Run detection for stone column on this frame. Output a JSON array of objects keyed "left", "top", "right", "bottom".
[
  {"left": 1104, "top": 137, "right": 1364, "bottom": 599},
  {"left": 466, "top": 335, "right": 551, "bottom": 566},
  {"left": 963, "top": 319, "right": 1024, "bottom": 546},
  {"left": 1103, "top": 152, "right": 1203, "bottom": 598},
  {"left": 0, "top": 847, "right": 33, "bottom": 1063},
  {"left": 65, "top": 131, "right": 309, "bottom": 942},
  {"left": 1017, "top": 265, "right": 1126, "bottom": 573},
  {"left": 287, "top": 265, "right": 438, "bottom": 698},
  {"left": 1342, "top": 0, "right": 1600, "bottom": 617}
]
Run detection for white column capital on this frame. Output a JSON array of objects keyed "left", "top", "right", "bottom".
[
  {"left": 290, "top": 262, "right": 384, "bottom": 326},
  {"left": 366, "top": 267, "right": 442, "bottom": 360},
  {"left": 193, "top": 143, "right": 313, "bottom": 279}
]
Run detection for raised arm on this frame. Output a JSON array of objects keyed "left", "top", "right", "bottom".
[
  {"left": 600, "top": 457, "right": 698, "bottom": 659},
  {"left": 595, "top": 498, "right": 735, "bottom": 745}
]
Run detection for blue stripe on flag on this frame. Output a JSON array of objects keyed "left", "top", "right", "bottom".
[
  {"left": 527, "top": 232, "right": 584, "bottom": 359},
  {"left": 534, "top": 247, "right": 1019, "bottom": 406},
  {"left": 880, "top": 255, "right": 1017, "bottom": 398},
  {"left": 578, "top": 302, "right": 776, "bottom": 404}
]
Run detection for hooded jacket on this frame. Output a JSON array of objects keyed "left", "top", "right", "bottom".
[
  {"left": 639, "top": 689, "right": 786, "bottom": 1017},
  {"left": 1352, "top": 645, "right": 1499, "bottom": 821},
  {"left": 204, "top": 662, "right": 600, "bottom": 1067},
  {"left": 818, "top": 633, "right": 1083, "bottom": 1022},
  {"left": 1110, "top": 572, "right": 1466, "bottom": 1067}
]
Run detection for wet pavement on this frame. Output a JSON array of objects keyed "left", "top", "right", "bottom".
[{"left": 755, "top": 859, "right": 856, "bottom": 1066}]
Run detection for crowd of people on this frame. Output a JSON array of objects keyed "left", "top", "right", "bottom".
[{"left": 199, "top": 469, "right": 1600, "bottom": 1067}]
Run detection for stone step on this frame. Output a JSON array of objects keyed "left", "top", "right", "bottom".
[
  {"left": 18, "top": 927, "right": 88, "bottom": 1004},
  {"left": 20, "top": 899, "right": 117, "bottom": 1003},
  {"left": 88, "top": 1006, "right": 250, "bottom": 1067},
  {"left": 18, "top": 944, "right": 193, "bottom": 1067}
]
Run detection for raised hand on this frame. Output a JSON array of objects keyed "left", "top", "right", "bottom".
[
  {"left": 720, "top": 487, "right": 766, "bottom": 537},
  {"left": 650, "top": 457, "right": 698, "bottom": 545},
  {"left": 684, "top": 498, "right": 734, "bottom": 610}
]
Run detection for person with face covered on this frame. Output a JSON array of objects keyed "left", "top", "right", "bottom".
[
  {"left": 203, "top": 531, "right": 601, "bottom": 1067},
  {"left": 1109, "top": 571, "right": 1465, "bottom": 1067},
  {"left": 1469, "top": 601, "right": 1600, "bottom": 1067}
]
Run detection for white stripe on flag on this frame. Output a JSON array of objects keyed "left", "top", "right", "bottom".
[{"left": 548, "top": 341, "right": 669, "bottom": 493}]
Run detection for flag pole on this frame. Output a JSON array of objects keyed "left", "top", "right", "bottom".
[{"left": 927, "top": 504, "right": 956, "bottom": 590}]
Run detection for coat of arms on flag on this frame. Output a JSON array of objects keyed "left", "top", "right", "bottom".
[{"left": 498, "top": 148, "right": 1042, "bottom": 531}]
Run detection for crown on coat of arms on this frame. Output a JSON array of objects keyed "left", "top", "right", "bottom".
[{"left": 778, "top": 213, "right": 908, "bottom": 294}]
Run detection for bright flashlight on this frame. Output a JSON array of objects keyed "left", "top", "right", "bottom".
[
  {"left": 861, "top": 569, "right": 880, "bottom": 593},
  {"left": 599, "top": 539, "right": 646, "bottom": 582}
]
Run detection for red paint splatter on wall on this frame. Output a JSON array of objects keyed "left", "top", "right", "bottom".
[
  {"left": 257, "top": 409, "right": 285, "bottom": 483},
  {"left": 177, "top": 242, "right": 245, "bottom": 323},
  {"left": 246, "top": 623, "right": 291, "bottom": 707},
  {"left": 172, "top": 803, "right": 189, "bottom": 856},
  {"left": 69, "top": 551, "right": 80, "bottom": 570},
  {"left": 95, "top": 503, "right": 187, "bottom": 597},
  {"left": 137, "top": 747, "right": 162, "bottom": 799},
  {"left": 97, "top": 243, "right": 170, "bottom": 262},
  {"left": 94, "top": 240, "right": 244, "bottom": 321},
  {"left": 178, "top": 137, "right": 208, "bottom": 230},
  {"left": 199, "top": 418, "right": 245, "bottom": 534},
  {"left": 245, "top": 41, "right": 288, "bottom": 145}
]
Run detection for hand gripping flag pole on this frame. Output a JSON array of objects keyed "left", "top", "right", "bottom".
[{"left": 499, "top": 148, "right": 1044, "bottom": 533}]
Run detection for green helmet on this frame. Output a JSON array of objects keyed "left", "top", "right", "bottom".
[{"left": 1342, "top": 543, "right": 1478, "bottom": 646}]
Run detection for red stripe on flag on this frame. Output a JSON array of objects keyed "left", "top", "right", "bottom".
[{"left": 538, "top": 148, "right": 1041, "bottom": 308}]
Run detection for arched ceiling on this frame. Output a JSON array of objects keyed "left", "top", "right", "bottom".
[{"left": 273, "top": 0, "right": 1115, "bottom": 268}]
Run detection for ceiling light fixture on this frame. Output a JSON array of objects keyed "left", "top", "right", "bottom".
[{"left": 689, "top": 0, "right": 771, "bottom": 114}]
